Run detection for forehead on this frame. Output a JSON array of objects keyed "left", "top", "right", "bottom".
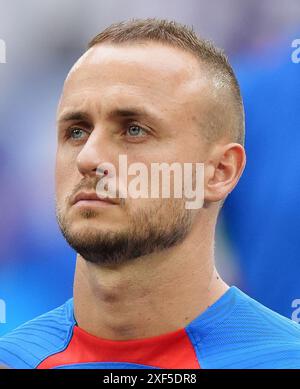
[{"left": 58, "top": 43, "right": 212, "bottom": 117}]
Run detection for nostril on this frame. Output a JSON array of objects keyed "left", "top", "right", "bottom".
[{"left": 97, "top": 167, "right": 109, "bottom": 177}]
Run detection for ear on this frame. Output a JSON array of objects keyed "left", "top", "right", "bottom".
[{"left": 204, "top": 143, "right": 246, "bottom": 203}]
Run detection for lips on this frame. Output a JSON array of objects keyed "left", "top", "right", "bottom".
[{"left": 72, "top": 191, "right": 118, "bottom": 206}]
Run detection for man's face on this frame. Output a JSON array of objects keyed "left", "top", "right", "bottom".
[{"left": 56, "top": 42, "right": 213, "bottom": 265}]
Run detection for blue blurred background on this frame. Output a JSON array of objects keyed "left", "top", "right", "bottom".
[{"left": 0, "top": 0, "right": 300, "bottom": 335}]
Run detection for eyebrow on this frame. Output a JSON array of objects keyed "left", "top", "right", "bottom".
[
  {"left": 57, "top": 107, "right": 160, "bottom": 125},
  {"left": 57, "top": 111, "right": 90, "bottom": 124},
  {"left": 107, "top": 107, "right": 158, "bottom": 121}
]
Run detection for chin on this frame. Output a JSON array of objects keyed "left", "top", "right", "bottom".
[{"left": 70, "top": 218, "right": 125, "bottom": 236}]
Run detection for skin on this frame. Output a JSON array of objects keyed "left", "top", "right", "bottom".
[{"left": 56, "top": 42, "right": 246, "bottom": 340}]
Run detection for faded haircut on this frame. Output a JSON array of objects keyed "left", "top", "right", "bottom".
[{"left": 88, "top": 18, "right": 245, "bottom": 146}]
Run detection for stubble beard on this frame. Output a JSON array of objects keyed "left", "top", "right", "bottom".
[{"left": 56, "top": 197, "right": 193, "bottom": 267}]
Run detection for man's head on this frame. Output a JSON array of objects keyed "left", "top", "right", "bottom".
[{"left": 55, "top": 18, "right": 246, "bottom": 266}]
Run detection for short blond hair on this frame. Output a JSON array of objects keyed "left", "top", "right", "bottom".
[{"left": 88, "top": 18, "right": 245, "bottom": 145}]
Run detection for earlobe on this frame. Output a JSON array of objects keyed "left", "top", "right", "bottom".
[{"left": 204, "top": 143, "right": 246, "bottom": 203}]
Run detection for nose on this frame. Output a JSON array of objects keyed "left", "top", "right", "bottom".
[{"left": 76, "top": 127, "right": 112, "bottom": 177}]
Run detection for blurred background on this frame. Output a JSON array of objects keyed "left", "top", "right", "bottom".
[{"left": 0, "top": 0, "right": 299, "bottom": 335}]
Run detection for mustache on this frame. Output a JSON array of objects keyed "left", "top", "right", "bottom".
[{"left": 67, "top": 177, "right": 125, "bottom": 206}]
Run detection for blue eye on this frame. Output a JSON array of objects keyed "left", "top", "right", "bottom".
[
  {"left": 69, "top": 127, "right": 86, "bottom": 140},
  {"left": 126, "top": 125, "right": 146, "bottom": 137}
]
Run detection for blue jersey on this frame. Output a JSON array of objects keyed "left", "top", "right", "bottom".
[{"left": 1, "top": 286, "right": 300, "bottom": 369}]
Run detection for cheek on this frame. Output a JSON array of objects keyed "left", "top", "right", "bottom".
[{"left": 55, "top": 148, "right": 78, "bottom": 201}]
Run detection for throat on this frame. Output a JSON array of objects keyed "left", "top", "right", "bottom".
[{"left": 73, "top": 247, "right": 228, "bottom": 341}]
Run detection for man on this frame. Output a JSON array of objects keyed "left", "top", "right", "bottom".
[{"left": 0, "top": 19, "right": 300, "bottom": 369}]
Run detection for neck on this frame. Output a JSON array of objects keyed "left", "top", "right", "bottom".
[{"left": 73, "top": 216, "right": 228, "bottom": 341}]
